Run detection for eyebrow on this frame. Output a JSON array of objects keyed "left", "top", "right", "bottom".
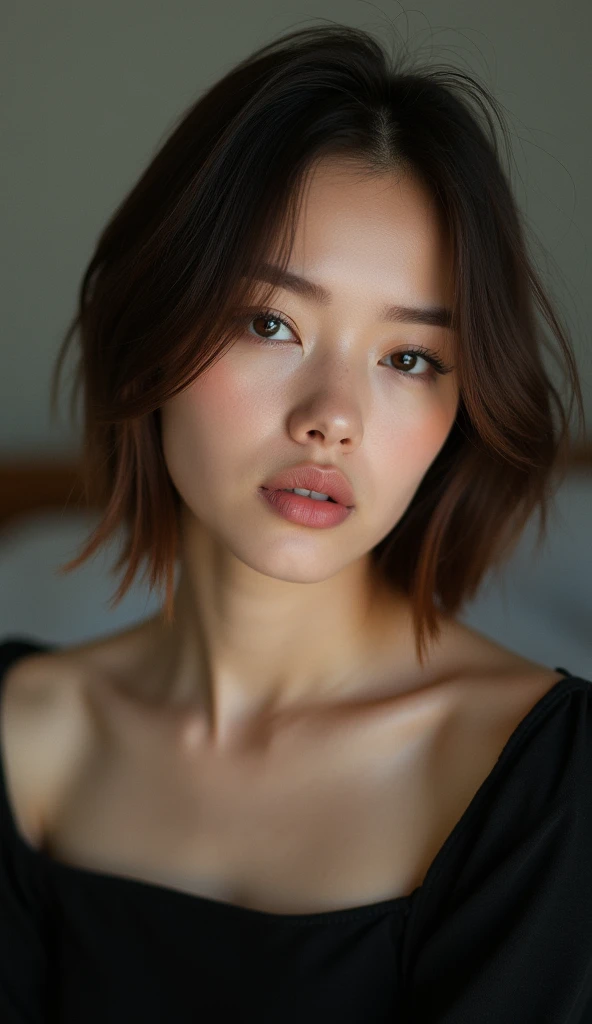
[{"left": 251, "top": 262, "right": 454, "bottom": 330}]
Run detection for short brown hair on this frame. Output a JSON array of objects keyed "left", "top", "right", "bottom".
[{"left": 51, "top": 23, "right": 585, "bottom": 665}]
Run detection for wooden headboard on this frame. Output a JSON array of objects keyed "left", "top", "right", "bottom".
[
  {"left": 1, "top": 443, "right": 591, "bottom": 532},
  {"left": 0, "top": 460, "right": 94, "bottom": 531}
]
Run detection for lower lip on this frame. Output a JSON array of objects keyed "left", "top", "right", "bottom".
[{"left": 258, "top": 488, "right": 353, "bottom": 528}]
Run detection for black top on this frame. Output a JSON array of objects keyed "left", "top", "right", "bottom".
[{"left": 1, "top": 637, "right": 592, "bottom": 1023}]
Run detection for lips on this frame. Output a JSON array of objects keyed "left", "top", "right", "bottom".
[{"left": 260, "top": 462, "right": 355, "bottom": 507}]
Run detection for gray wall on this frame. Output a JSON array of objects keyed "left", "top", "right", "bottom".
[{"left": 2, "top": 0, "right": 590, "bottom": 456}]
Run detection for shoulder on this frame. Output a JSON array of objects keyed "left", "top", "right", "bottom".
[
  {"left": 419, "top": 616, "right": 561, "bottom": 726},
  {"left": 438, "top": 621, "right": 588, "bottom": 763},
  {"left": 438, "top": 618, "right": 572, "bottom": 693},
  {"left": 412, "top": 624, "right": 590, "bottom": 839},
  {"left": 0, "top": 621, "right": 155, "bottom": 850},
  {"left": 0, "top": 643, "right": 96, "bottom": 849}
]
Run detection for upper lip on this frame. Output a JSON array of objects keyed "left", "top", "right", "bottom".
[{"left": 260, "top": 462, "right": 356, "bottom": 507}]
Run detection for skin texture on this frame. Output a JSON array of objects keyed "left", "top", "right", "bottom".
[
  {"left": 2, "top": 160, "right": 565, "bottom": 915},
  {"left": 152, "top": 156, "right": 461, "bottom": 748}
]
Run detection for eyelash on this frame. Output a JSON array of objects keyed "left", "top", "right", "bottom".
[{"left": 242, "top": 307, "right": 454, "bottom": 382}]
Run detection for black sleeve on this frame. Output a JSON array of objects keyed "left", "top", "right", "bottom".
[
  {"left": 0, "top": 851, "right": 50, "bottom": 1023},
  {"left": 0, "top": 639, "right": 51, "bottom": 1022},
  {"left": 399, "top": 680, "right": 592, "bottom": 1023}
]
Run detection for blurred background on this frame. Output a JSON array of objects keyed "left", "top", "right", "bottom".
[{"left": 1, "top": 0, "right": 591, "bottom": 676}]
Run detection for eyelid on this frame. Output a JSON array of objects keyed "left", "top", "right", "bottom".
[
  {"left": 244, "top": 306, "right": 454, "bottom": 376},
  {"left": 250, "top": 305, "right": 297, "bottom": 333}
]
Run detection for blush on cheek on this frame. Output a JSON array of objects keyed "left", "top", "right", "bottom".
[
  {"left": 398, "top": 399, "right": 455, "bottom": 451},
  {"left": 421, "top": 413, "right": 456, "bottom": 460},
  {"left": 161, "top": 357, "right": 270, "bottom": 504},
  {"left": 380, "top": 409, "right": 456, "bottom": 502},
  {"left": 188, "top": 357, "right": 262, "bottom": 422}
]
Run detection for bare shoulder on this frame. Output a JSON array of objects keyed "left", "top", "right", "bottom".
[
  {"left": 0, "top": 620, "right": 156, "bottom": 849},
  {"left": 439, "top": 619, "right": 570, "bottom": 753},
  {"left": 384, "top": 618, "right": 569, "bottom": 831},
  {"left": 0, "top": 645, "right": 96, "bottom": 849}
]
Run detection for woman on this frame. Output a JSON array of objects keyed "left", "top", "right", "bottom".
[{"left": 1, "top": 22, "right": 590, "bottom": 1023}]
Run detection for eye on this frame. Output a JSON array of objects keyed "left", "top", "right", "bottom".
[
  {"left": 247, "top": 311, "right": 295, "bottom": 343},
  {"left": 381, "top": 348, "right": 448, "bottom": 380},
  {"left": 244, "top": 309, "right": 454, "bottom": 382}
]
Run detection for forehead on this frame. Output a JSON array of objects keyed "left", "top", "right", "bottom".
[{"left": 264, "top": 158, "right": 455, "bottom": 315}]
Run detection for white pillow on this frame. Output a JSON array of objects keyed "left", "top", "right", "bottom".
[{"left": 0, "top": 509, "right": 171, "bottom": 646}]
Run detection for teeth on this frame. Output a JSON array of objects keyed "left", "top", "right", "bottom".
[{"left": 283, "top": 488, "right": 331, "bottom": 501}]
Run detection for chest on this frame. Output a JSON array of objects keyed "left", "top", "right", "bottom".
[{"left": 42, "top": 678, "right": 534, "bottom": 915}]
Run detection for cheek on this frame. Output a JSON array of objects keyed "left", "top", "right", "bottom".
[
  {"left": 408, "top": 402, "right": 456, "bottom": 461},
  {"left": 159, "top": 360, "right": 265, "bottom": 492},
  {"left": 377, "top": 390, "right": 458, "bottom": 505},
  {"left": 194, "top": 358, "right": 255, "bottom": 420}
]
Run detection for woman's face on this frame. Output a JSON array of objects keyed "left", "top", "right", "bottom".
[{"left": 160, "top": 159, "right": 460, "bottom": 585}]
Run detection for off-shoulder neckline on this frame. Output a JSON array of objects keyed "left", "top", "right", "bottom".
[{"left": 0, "top": 637, "right": 588, "bottom": 926}]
